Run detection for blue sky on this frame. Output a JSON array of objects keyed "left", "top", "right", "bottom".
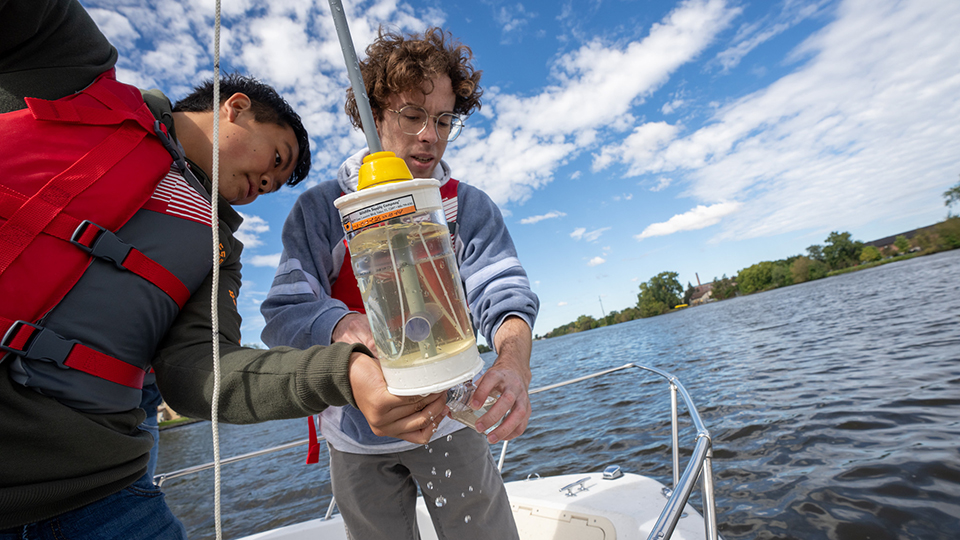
[{"left": 84, "top": 0, "right": 960, "bottom": 341}]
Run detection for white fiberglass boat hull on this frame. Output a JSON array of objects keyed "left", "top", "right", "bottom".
[{"left": 237, "top": 472, "right": 712, "bottom": 540}]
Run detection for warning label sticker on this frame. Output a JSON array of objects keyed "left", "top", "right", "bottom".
[{"left": 343, "top": 195, "right": 417, "bottom": 233}]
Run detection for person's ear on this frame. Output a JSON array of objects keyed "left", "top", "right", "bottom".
[{"left": 223, "top": 93, "right": 252, "bottom": 123}]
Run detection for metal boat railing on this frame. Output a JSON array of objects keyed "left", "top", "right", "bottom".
[{"left": 155, "top": 363, "right": 718, "bottom": 540}]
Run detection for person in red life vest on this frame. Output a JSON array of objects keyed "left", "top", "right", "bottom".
[
  {"left": 0, "top": 1, "right": 446, "bottom": 537},
  {"left": 261, "top": 27, "right": 539, "bottom": 540}
]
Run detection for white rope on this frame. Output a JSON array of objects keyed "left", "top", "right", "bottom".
[{"left": 210, "top": 0, "right": 224, "bottom": 538}]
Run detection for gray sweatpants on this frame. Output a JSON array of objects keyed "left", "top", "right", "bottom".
[{"left": 328, "top": 428, "right": 519, "bottom": 540}]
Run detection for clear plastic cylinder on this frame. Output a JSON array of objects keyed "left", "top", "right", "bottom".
[{"left": 335, "top": 178, "right": 482, "bottom": 395}]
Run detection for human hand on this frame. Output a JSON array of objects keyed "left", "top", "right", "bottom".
[
  {"left": 470, "top": 317, "right": 533, "bottom": 444},
  {"left": 347, "top": 352, "right": 448, "bottom": 444},
  {"left": 332, "top": 313, "right": 377, "bottom": 354}
]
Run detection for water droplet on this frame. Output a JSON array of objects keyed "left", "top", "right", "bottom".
[
  {"left": 445, "top": 469, "right": 452, "bottom": 478},
  {"left": 426, "top": 482, "right": 434, "bottom": 490},
  {"left": 424, "top": 444, "right": 430, "bottom": 450},
  {"left": 464, "top": 515, "right": 472, "bottom": 523},
  {"left": 435, "top": 496, "right": 446, "bottom": 507},
  {"left": 444, "top": 452, "right": 449, "bottom": 458},
  {"left": 461, "top": 492, "right": 465, "bottom": 498},
  {"left": 431, "top": 467, "right": 437, "bottom": 475},
  {"left": 468, "top": 486, "right": 474, "bottom": 492},
  {"left": 428, "top": 447, "right": 434, "bottom": 454},
  {"left": 446, "top": 434, "right": 453, "bottom": 442}
]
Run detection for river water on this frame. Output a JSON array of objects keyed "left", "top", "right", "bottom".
[{"left": 158, "top": 249, "right": 960, "bottom": 539}]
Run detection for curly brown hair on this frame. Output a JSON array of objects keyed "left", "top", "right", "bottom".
[{"left": 346, "top": 27, "right": 483, "bottom": 131}]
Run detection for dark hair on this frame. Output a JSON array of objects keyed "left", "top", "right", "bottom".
[
  {"left": 345, "top": 27, "right": 483, "bottom": 131},
  {"left": 174, "top": 73, "right": 310, "bottom": 187}
]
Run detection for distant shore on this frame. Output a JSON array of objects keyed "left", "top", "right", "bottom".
[{"left": 159, "top": 417, "right": 202, "bottom": 430}]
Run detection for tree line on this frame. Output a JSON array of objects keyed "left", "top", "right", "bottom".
[{"left": 539, "top": 181, "right": 960, "bottom": 340}]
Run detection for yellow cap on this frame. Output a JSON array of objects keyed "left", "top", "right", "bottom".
[{"left": 357, "top": 151, "right": 413, "bottom": 190}]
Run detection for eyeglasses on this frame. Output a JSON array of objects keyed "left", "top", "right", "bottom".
[{"left": 385, "top": 106, "right": 464, "bottom": 142}]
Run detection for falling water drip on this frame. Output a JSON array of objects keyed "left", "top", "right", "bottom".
[
  {"left": 446, "top": 435, "right": 453, "bottom": 442},
  {"left": 435, "top": 496, "right": 447, "bottom": 507},
  {"left": 464, "top": 515, "right": 472, "bottom": 524},
  {"left": 426, "top": 481, "right": 434, "bottom": 490},
  {"left": 445, "top": 469, "right": 452, "bottom": 478}
]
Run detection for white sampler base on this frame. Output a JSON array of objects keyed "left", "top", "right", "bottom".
[{"left": 382, "top": 343, "right": 483, "bottom": 396}]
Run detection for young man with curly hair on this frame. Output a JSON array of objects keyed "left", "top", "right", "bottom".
[{"left": 262, "top": 27, "right": 539, "bottom": 539}]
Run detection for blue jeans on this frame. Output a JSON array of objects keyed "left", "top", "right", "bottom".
[
  {"left": 0, "top": 474, "right": 186, "bottom": 540},
  {"left": 139, "top": 383, "right": 163, "bottom": 481}
]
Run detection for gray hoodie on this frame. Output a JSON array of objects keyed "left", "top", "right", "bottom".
[{"left": 261, "top": 148, "right": 539, "bottom": 453}]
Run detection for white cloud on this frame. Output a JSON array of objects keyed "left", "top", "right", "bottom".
[
  {"left": 557, "top": 301, "right": 568, "bottom": 306},
  {"left": 587, "top": 256, "right": 606, "bottom": 266},
  {"left": 521, "top": 211, "right": 567, "bottom": 224},
  {"left": 570, "top": 227, "right": 611, "bottom": 242},
  {"left": 234, "top": 212, "right": 270, "bottom": 247},
  {"left": 87, "top": 9, "right": 140, "bottom": 51},
  {"left": 593, "top": 121, "right": 681, "bottom": 173},
  {"left": 651, "top": 177, "right": 673, "bottom": 192},
  {"left": 713, "top": 1, "right": 826, "bottom": 71},
  {"left": 614, "top": 0, "right": 960, "bottom": 241},
  {"left": 635, "top": 202, "right": 741, "bottom": 240},
  {"left": 492, "top": 2, "right": 537, "bottom": 43},
  {"left": 449, "top": 0, "right": 738, "bottom": 205},
  {"left": 661, "top": 99, "right": 684, "bottom": 115},
  {"left": 249, "top": 253, "right": 282, "bottom": 268}
]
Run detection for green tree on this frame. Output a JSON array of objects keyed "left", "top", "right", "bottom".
[
  {"left": 575, "top": 314, "right": 596, "bottom": 333},
  {"left": 738, "top": 261, "right": 777, "bottom": 294},
  {"left": 944, "top": 176, "right": 960, "bottom": 211},
  {"left": 860, "top": 245, "right": 882, "bottom": 263},
  {"left": 806, "top": 244, "right": 825, "bottom": 262},
  {"left": 790, "top": 256, "right": 813, "bottom": 283},
  {"left": 683, "top": 282, "right": 696, "bottom": 305},
  {"left": 894, "top": 235, "right": 910, "bottom": 253},
  {"left": 822, "top": 231, "right": 863, "bottom": 270},
  {"left": 935, "top": 216, "right": 960, "bottom": 249},
  {"left": 711, "top": 275, "right": 738, "bottom": 300},
  {"left": 637, "top": 271, "right": 683, "bottom": 317}
]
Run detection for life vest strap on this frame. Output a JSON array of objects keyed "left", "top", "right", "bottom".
[
  {"left": 0, "top": 319, "right": 146, "bottom": 389},
  {"left": 70, "top": 221, "right": 191, "bottom": 309},
  {"left": 306, "top": 415, "right": 321, "bottom": 465},
  {"left": 0, "top": 186, "right": 191, "bottom": 310}
]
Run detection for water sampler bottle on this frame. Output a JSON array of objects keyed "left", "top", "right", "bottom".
[{"left": 334, "top": 152, "right": 483, "bottom": 396}]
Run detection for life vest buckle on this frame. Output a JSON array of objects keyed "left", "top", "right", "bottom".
[
  {"left": 70, "top": 220, "right": 132, "bottom": 270},
  {"left": 0, "top": 320, "right": 77, "bottom": 368}
]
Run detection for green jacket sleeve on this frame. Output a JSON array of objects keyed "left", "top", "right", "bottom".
[{"left": 152, "top": 209, "right": 369, "bottom": 424}]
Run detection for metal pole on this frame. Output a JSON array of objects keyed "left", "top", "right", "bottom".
[
  {"left": 702, "top": 450, "right": 719, "bottom": 540},
  {"left": 328, "top": 0, "right": 382, "bottom": 154},
  {"left": 670, "top": 382, "right": 680, "bottom": 488}
]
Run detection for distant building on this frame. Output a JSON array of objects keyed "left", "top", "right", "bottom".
[
  {"left": 690, "top": 283, "right": 714, "bottom": 306},
  {"left": 863, "top": 224, "right": 936, "bottom": 252},
  {"left": 157, "top": 401, "right": 182, "bottom": 423}
]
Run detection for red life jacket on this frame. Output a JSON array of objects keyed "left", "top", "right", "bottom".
[{"left": 0, "top": 70, "right": 212, "bottom": 412}]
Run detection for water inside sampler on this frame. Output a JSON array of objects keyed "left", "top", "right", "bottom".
[{"left": 351, "top": 221, "right": 475, "bottom": 369}]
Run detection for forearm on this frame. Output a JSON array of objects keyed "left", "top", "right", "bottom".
[
  {"left": 492, "top": 315, "right": 533, "bottom": 386},
  {"left": 153, "top": 269, "right": 368, "bottom": 423}
]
